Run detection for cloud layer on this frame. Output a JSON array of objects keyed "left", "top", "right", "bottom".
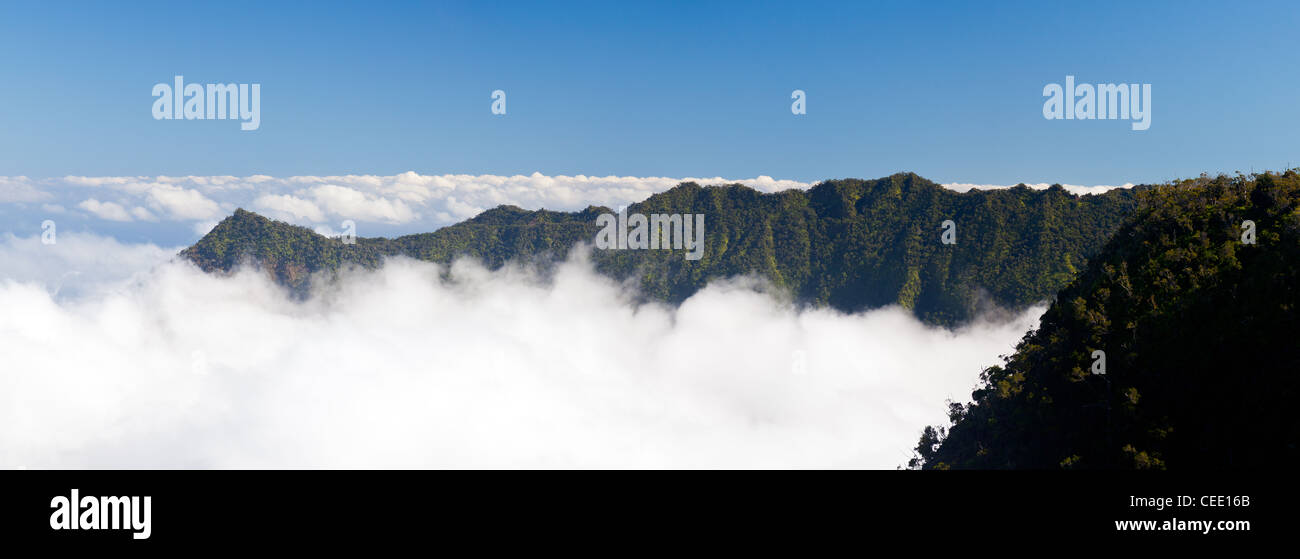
[
  {"left": 0, "top": 173, "right": 811, "bottom": 232},
  {"left": 0, "top": 173, "right": 1135, "bottom": 241},
  {"left": 942, "top": 182, "right": 1135, "bottom": 195},
  {"left": 0, "top": 232, "right": 179, "bottom": 299},
  {"left": 0, "top": 234, "right": 1041, "bottom": 469}
]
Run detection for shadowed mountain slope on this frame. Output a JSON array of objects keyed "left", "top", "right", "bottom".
[{"left": 911, "top": 170, "right": 1300, "bottom": 469}]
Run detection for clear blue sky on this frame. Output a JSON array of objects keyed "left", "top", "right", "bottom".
[{"left": 1, "top": 0, "right": 1297, "bottom": 185}]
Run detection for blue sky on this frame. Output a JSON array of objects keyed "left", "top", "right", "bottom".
[
  {"left": 0, "top": 1, "right": 1295, "bottom": 468},
  {"left": 1, "top": 0, "right": 1298, "bottom": 186}
]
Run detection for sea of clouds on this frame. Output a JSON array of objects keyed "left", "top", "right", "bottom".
[{"left": 0, "top": 233, "right": 1043, "bottom": 469}]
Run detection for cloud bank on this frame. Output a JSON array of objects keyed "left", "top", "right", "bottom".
[
  {"left": 0, "top": 173, "right": 1136, "bottom": 242},
  {"left": 0, "top": 173, "right": 812, "bottom": 231},
  {"left": 942, "top": 182, "right": 1135, "bottom": 195},
  {"left": 0, "top": 234, "right": 1042, "bottom": 469},
  {"left": 0, "top": 233, "right": 179, "bottom": 299}
]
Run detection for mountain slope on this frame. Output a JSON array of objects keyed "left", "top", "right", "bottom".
[
  {"left": 182, "top": 173, "right": 1139, "bottom": 325},
  {"left": 911, "top": 171, "right": 1300, "bottom": 469}
]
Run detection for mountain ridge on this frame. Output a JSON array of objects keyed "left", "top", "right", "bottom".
[{"left": 182, "top": 173, "right": 1141, "bottom": 325}]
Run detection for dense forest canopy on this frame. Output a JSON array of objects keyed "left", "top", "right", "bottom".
[{"left": 911, "top": 170, "right": 1300, "bottom": 470}]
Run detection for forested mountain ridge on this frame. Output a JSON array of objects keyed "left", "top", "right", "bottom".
[
  {"left": 911, "top": 170, "right": 1300, "bottom": 469},
  {"left": 181, "top": 173, "right": 1140, "bottom": 325}
]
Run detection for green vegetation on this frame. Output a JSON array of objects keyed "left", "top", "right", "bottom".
[
  {"left": 910, "top": 171, "right": 1300, "bottom": 470},
  {"left": 182, "top": 170, "right": 1300, "bottom": 469},
  {"left": 181, "top": 173, "right": 1139, "bottom": 325}
]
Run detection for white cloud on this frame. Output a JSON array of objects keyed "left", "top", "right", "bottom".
[
  {"left": 0, "top": 177, "right": 50, "bottom": 203},
  {"left": 2, "top": 173, "right": 816, "bottom": 233},
  {"left": 77, "top": 199, "right": 133, "bottom": 222},
  {"left": 0, "top": 238, "right": 1041, "bottom": 468},
  {"left": 144, "top": 184, "right": 222, "bottom": 221},
  {"left": 308, "top": 184, "right": 416, "bottom": 224},
  {"left": 132, "top": 206, "right": 158, "bottom": 221},
  {"left": 943, "top": 182, "right": 1135, "bottom": 195},
  {"left": 61, "top": 175, "right": 136, "bottom": 187},
  {"left": 5, "top": 173, "right": 1137, "bottom": 236},
  {"left": 253, "top": 194, "right": 326, "bottom": 222},
  {"left": 0, "top": 233, "right": 178, "bottom": 299}
]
